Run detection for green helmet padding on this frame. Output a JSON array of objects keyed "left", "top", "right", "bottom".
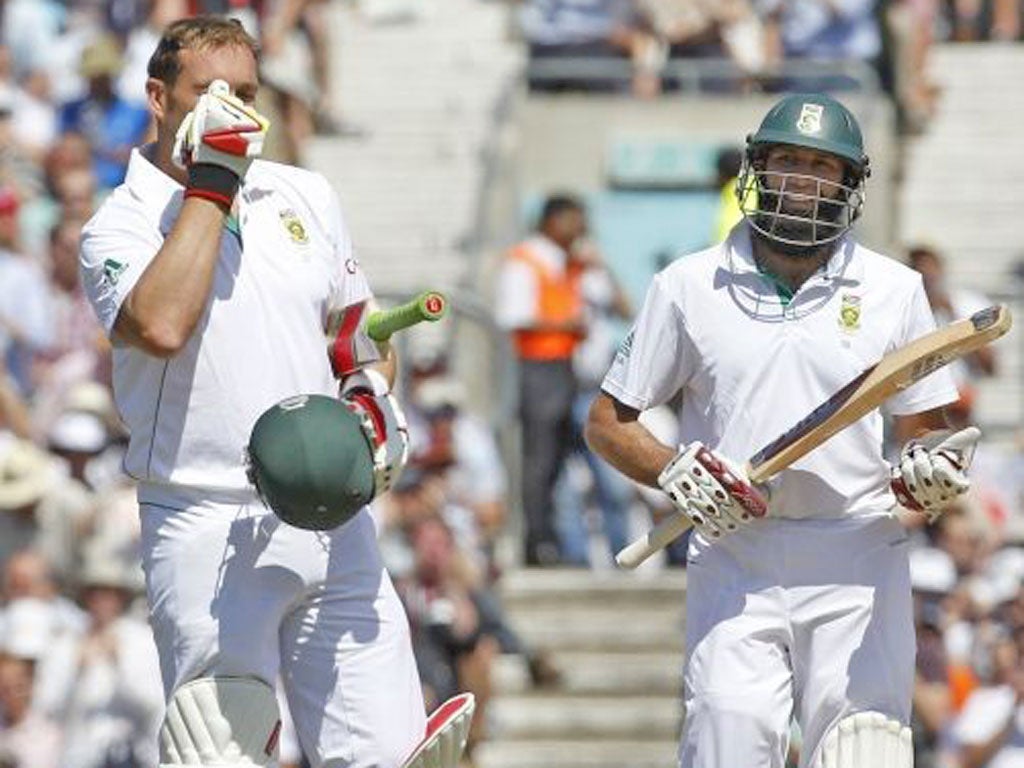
[
  {"left": 747, "top": 92, "right": 868, "bottom": 173},
  {"left": 247, "top": 394, "right": 374, "bottom": 531}
]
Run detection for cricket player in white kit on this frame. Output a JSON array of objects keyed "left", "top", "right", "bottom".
[
  {"left": 586, "top": 93, "right": 982, "bottom": 768},
  {"left": 77, "top": 17, "right": 473, "bottom": 768}
]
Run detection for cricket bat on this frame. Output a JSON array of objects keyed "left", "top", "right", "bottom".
[{"left": 616, "top": 304, "right": 1013, "bottom": 570}]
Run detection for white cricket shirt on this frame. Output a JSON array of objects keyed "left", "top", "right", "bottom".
[
  {"left": 80, "top": 148, "right": 370, "bottom": 504},
  {"left": 603, "top": 223, "right": 959, "bottom": 520}
]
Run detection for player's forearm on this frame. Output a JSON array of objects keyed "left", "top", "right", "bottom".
[
  {"left": 117, "top": 198, "right": 228, "bottom": 357},
  {"left": 584, "top": 392, "right": 674, "bottom": 488}
]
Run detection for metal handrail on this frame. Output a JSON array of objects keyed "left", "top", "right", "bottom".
[{"left": 526, "top": 55, "right": 882, "bottom": 95}]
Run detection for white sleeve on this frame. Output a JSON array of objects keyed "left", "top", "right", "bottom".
[
  {"left": 600, "top": 272, "right": 695, "bottom": 410},
  {"left": 886, "top": 276, "right": 960, "bottom": 415},
  {"left": 79, "top": 203, "right": 164, "bottom": 336},
  {"left": 323, "top": 179, "right": 372, "bottom": 314},
  {"left": 494, "top": 259, "right": 539, "bottom": 331}
]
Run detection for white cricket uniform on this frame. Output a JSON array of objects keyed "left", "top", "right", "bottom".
[
  {"left": 79, "top": 148, "right": 426, "bottom": 768},
  {"left": 603, "top": 224, "right": 958, "bottom": 768}
]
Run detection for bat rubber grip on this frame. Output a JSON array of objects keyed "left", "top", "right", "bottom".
[
  {"left": 615, "top": 514, "right": 693, "bottom": 569},
  {"left": 366, "top": 291, "right": 447, "bottom": 342}
]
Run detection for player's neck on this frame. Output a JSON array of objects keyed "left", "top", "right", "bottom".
[
  {"left": 145, "top": 140, "right": 188, "bottom": 187},
  {"left": 752, "top": 238, "right": 831, "bottom": 293}
]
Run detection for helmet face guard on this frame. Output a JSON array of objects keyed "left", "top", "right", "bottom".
[
  {"left": 737, "top": 161, "right": 866, "bottom": 250},
  {"left": 738, "top": 93, "right": 870, "bottom": 253}
]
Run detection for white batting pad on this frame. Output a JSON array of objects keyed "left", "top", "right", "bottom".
[
  {"left": 822, "top": 711, "right": 912, "bottom": 768},
  {"left": 401, "top": 692, "right": 476, "bottom": 768},
  {"left": 160, "top": 676, "right": 281, "bottom": 767}
]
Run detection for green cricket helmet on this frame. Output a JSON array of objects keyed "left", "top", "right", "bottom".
[
  {"left": 737, "top": 93, "right": 870, "bottom": 251},
  {"left": 246, "top": 394, "right": 375, "bottom": 530}
]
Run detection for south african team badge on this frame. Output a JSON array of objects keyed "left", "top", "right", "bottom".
[
  {"left": 839, "top": 293, "right": 861, "bottom": 333},
  {"left": 280, "top": 209, "right": 310, "bottom": 246}
]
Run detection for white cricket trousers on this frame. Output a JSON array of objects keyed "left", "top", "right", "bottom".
[
  {"left": 679, "top": 514, "right": 913, "bottom": 768},
  {"left": 139, "top": 497, "right": 426, "bottom": 768}
]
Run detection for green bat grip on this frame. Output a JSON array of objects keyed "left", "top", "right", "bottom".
[{"left": 365, "top": 291, "right": 448, "bottom": 342}]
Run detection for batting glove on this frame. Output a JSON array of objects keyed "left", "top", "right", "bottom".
[
  {"left": 658, "top": 442, "right": 768, "bottom": 539},
  {"left": 341, "top": 369, "right": 409, "bottom": 497},
  {"left": 890, "top": 426, "right": 980, "bottom": 520},
  {"left": 173, "top": 79, "right": 270, "bottom": 208}
]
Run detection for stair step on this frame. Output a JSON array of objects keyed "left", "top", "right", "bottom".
[
  {"left": 490, "top": 695, "right": 682, "bottom": 741},
  {"left": 495, "top": 652, "right": 684, "bottom": 696},
  {"left": 475, "top": 740, "right": 680, "bottom": 768}
]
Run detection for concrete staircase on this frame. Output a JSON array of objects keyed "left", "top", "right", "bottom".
[
  {"left": 898, "top": 44, "right": 1024, "bottom": 433},
  {"left": 475, "top": 569, "right": 686, "bottom": 768},
  {"left": 305, "top": 0, "right": 523, "bottom": 295}
]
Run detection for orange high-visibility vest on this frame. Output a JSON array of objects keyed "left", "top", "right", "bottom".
[{"left": 507, "top": 243, "right": 584, "bottom": 361}]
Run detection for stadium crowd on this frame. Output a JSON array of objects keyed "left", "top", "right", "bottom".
[{"left": 0, "top": 0, "right": 1020, "bottom": 766}]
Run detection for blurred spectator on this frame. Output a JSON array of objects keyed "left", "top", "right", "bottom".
[
  {"left": 557, "top": 238, "right": 634, "bottom": 566},
  {"left": 953, "top": 633, "right": 1024, "bottom": 767},
  {"left": 30, "top": 219, "right": 106, "bottom": 402},
  {"left": 909, "top": 244, "right": 997, "bottom": 378},
  {"left": 58, "top": 35, "right": 151, "bottom": 190},
  {"left": 948, "top": 0, "right": 1022, "bottom": 41},
  {"left": 0, "top": 360, "right": 30, "bottom": 439},
  {"left": 885, "top": 0, "right": 942, "bottom": 132},
  {"left": 909, "top": 244, "right": 997, "bottom": 429},
  {"left": 0, "top": 434, "right": 94, "bottom": 585},
  {"left": 910, "top": 545, "right": 957, "bottom": 767},
  {"left": 640, "top": 0, "right": 770, "bottom": 79},
  {"left": 398, "top": 515, "right": 497, "bottom": 756},
  {"left": 0, "top": 605, "right": 63, "bottom": 768},
  {"left": 520, "top": 0, "right": 664, "bottom": 96},
  {"left": 2, "top": 550, "right": 87, "bottom": 638},
  {"left": 262, "top": 0, "right": 363, "bottom": 165},
  {"left": 407, "top": 368, "right": 509, "bottom": 576},
  {"left": 712, "top": 145, "right": 746, "bottom": 243},
  {"left": 0, "top": 77, "right": 43, "bottom": 198},
  {"left": 758, "top": 0, "right": 882, "bottom": 90},
  {"left": 8, "top": 68, "right": 59, "bottom": 164},
  {"left": 0, "top": 187, "right": 54, "bottom": 395},
  {"left": 495, "top": 194, "right": 588, "bottom": 566},
  {"left": 55, "top": 546, "right": 161, "bottom": 768}
]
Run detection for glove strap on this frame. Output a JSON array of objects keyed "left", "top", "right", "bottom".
[{"left": 185, "top": 163, "right": 240, "bottom": 209}]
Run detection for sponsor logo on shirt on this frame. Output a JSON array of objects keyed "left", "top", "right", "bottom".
[
  {"left": 279, "top": 209, "right": 309, "bottom": 245},
  {"left": 103, "top": 258, "right": 128, "bottom": 285},
  {"left": 615, "top": 329, "right": 635, "bottom": 363},
  {"left": 839, "top": 293, "right": 861, "bottom": 333}
]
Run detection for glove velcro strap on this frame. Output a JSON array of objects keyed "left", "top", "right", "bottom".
[
  {"left": 185, "top": 163, "right": 240, "bottom": 208},
  {"left": 694, "top": 446, "right": 768, "bottom": 519}
]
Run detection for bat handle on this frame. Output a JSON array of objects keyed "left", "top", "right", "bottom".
[
  {"left": 366, "top": 291, "right": 448, "bottom": 342},
  {"left": 615, "top": 514, "right": 693, "bottom": 569}
]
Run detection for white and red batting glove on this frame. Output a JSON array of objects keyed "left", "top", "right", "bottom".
[
  {"left": 658, "top": 442, "right": 768, "bottom": 539},
  {"left": 341, "top": 368, "right": 409, "bottom": 497},
  {"left": 173, "top": 79, "right": 269, "bottom": 207},
  {"left": 890, "top": 426, "right": 980, "bottom": 520},
  {"left": 327, "top": 300, "right": 384, "bottom": 379}
]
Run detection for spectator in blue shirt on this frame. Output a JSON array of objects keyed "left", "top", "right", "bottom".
[{"left": 58, "top": 35, "right": 151, "bottom": 190}]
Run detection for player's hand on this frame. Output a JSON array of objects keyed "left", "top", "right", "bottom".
[
  {"left": 173, "top": 79, "right": 270, "bottom": 207},
  {"left": 890, "top": 426, "right": 980, "bottom": 520},
  {"left": 341, "top": 369, "right": 409, "bottom": 496},
  {"left": 658, "top": 442, "right": 768, "bottom": 539}
]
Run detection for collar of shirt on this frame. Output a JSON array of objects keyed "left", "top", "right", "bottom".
[
  {"left": 125, "top": 146, "right": 274, "bottom": 237},
  {"left": 725, "top": 222, "right": 864, "bottom": 290}
]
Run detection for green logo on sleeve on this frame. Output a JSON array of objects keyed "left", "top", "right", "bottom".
[{"left": 103, "top": 259, "right": 127, "bottom": 285}]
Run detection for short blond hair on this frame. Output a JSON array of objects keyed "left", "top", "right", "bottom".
[{"left": 147, "top": 16, "right": 259, "bottom": 85}]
